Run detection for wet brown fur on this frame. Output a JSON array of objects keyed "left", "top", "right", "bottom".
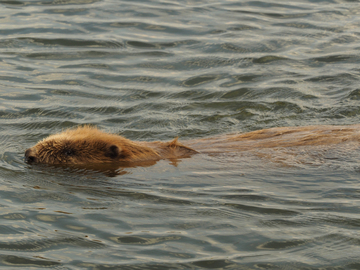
[
  {"left": 25, "top": 126, "right": 198, "bottom": 165},
  {"left": 25, "top": 124, "right": 360, "bottom": 165}
]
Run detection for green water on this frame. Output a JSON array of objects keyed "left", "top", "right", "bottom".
[{"left": 1, "top": 0, "right": 360, "bottom": 269}]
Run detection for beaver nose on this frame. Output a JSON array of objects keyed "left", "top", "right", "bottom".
[{"left": 25, "top": 149, "right": 36, "bottom": 164}]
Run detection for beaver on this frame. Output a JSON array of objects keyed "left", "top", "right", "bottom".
[
  {"left": 25, "top": 124, "right": 360, "bottom": 166},
  {"left": 24, "top": 126, "right": 198, "bottom": 165}
]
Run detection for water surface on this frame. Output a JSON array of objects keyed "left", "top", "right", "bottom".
[{"left": 1, "top": 0, "right": 360, "bottom": 269}]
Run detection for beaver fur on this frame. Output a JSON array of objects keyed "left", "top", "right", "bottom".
[
  {"left": 25, "top": 124, "right": 360, "bottom": 165},
  {"left": 25, "top": 126, "right": 197, "bottom": 165}
]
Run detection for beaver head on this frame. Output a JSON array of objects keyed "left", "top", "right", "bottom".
[{"left": 25, "top": 126, "right": 160, "bottom": 165}]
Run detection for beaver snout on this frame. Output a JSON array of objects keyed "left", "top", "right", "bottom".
[{"left": 25, "top": 148, "right": 37, "bottom": 164}]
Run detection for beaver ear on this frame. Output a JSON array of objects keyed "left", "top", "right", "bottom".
[{"left": 105, "top": 145, "right": 120, "bottom": 159}]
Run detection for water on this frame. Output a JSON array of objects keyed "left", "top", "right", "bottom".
[{"left": 1, "top": 0, "right": 360, "bottom": 268}]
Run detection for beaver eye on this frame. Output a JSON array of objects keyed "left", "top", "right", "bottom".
[{"left": 64, "top": 149, "right": 75, "bottom": 156}]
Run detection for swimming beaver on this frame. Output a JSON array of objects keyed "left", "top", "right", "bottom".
[{"left": 25, "top": 124, "right": 360, "bottom": 165}]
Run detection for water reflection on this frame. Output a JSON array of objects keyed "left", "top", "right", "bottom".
[{"left": 1, "top": 0, "right": 360, "bottom": 268}]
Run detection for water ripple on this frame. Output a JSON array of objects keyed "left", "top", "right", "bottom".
[{"left": 1, "top": 0, "right": 360, "bottom": 268}]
